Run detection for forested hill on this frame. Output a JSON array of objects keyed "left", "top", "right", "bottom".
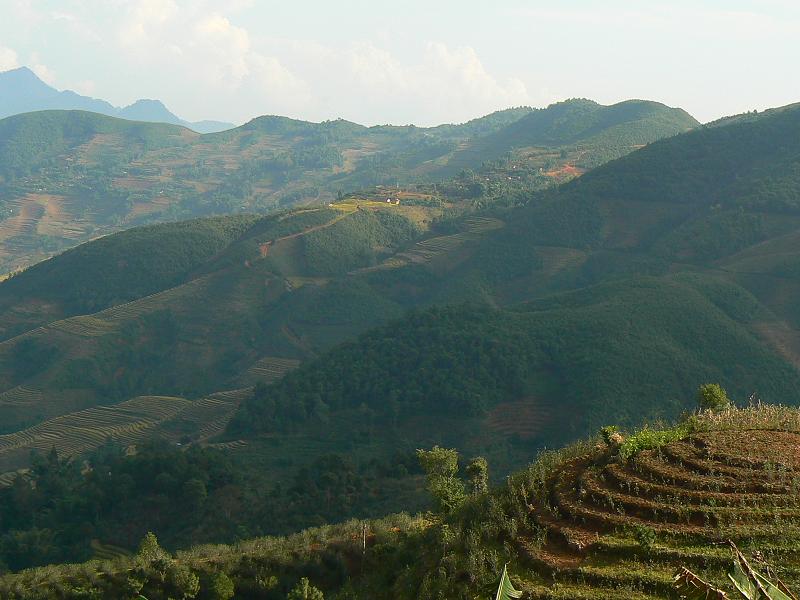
[
  {"left": 0, "top": 101, "right": 799, "bottom": 447},
  {"left": 230, "top": 101, "right": 800, "bottom": 443},
  {"left": 0, "top": 98, "right": 694, "bottom": 274},
  {"left": 552, "top": 98, "right": 800, "bottom": 212},
  {"left": 230, "top": 277, "right": 800, "bottom": 439},
  {"left": 435, "top": 98, "right": 698, "bottom": 174}
]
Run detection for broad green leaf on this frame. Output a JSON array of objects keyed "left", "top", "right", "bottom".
[
  {"left": 494, "top": 564, "right": 522, "bottom": 600},
  {"left": 753, "top": 571, "right": 794, "bottom": 600},
  {"left": 728, "top": 560, "right": 758, "bottom": 600}
]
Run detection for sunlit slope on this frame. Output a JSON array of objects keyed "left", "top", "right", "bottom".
[
  {"left": 433, "top": 98, "right": 698, "bottom": 176},
  {"left": 2, "top": 101, "right": 800, "bottom": 474},
  {"left": 0, "top": 99, "right": 696, "bottom": 273},
  {"left": 7, "top": 406, "right": 800, "bottom": 599},
  {"left": 0, "top": 202, "right": 435, "bottom": 432}
]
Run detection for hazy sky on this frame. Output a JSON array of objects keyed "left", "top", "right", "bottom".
[{"left": 1, "top": 0, "right": 799, "bottom": 126}]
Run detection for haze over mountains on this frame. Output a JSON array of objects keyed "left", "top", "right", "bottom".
[{"left": 0, "top": 66, "right": 234, "bottom": 133}]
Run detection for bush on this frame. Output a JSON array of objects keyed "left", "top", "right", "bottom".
[
  {"left": 209, "top": 572, "right": 235, "bottom": 600},
  {"left": 287, "top": 577, "right": 324, "bottom": 599},
  {"left": 600, "top": 425, "right": 623, "bottom": 447},
  {"left": 632, "top": 524, "right": 656, "bottom": 548},
  {"left": 697, "top": 383, "right": 731, "bottom": 412},
  {"left": 618, "top": 425, "right": 689, "bottom": 460}
]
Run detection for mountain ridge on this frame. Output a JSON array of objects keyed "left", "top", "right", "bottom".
[{"left": 0, "top": 66, "right": 235, "bottom": 133}]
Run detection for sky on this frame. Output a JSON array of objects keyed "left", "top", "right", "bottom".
[{"left": 1, "top": 0, "right": 799, "bottom": 126}]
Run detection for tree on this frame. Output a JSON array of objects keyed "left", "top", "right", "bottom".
[
  {"left": 287, "top": 577, "right": 324, "bottom": 600},
  {"left": 182, "top": 478, "right": 207, "bottom": 512},
  {"left": 137, "top": 532, "right": 169, "bottom": 562},
  {"left": 416, "top": 446, "right": 465, "bottom": 513},
  {"left": 465, "top": 457, "right": 488, "bottom": 495},
  {"left": 697, "top": 383, "right": 731, "bottom": 412},
  {"left": 208, "top": 572, "right": 235, "bottom": 600}
]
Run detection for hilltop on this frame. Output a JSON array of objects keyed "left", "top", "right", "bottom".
[
  {"left": 0, "top": 97, "right": 694, "bottom": 274},
  {"left": 0, "top": 67, "right": 234, "bottom": 132},
  {"left": 434, "top": 98, "right": 697, "bottom": 175},
  {"left": 5, "top": 404, "right": 800, "bottom": 599}
]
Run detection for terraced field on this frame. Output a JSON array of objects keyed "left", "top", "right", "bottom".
[
  {"left": 0, "top": 387, "right": 256, "bottom": 483},
  {"left": 0, "top": 395, "right": 192, "bottom": 476},
  {"left": 240, "top": 356, "right": 301, "bottom": 385},
  {"left": 486, "top": 397, "right": 553, "bottom": 441},
  {"left": 510, "top": 410, "right": 800, "bottom": 598},
  {"left": 158, "top": 391, "right": 246, "bottom": 444},
  {"left": 0, "top": 194, "right": 92, "bottom": 272},
  {"left": 0, "top": 385, "right": 43, "bottom": 407}
]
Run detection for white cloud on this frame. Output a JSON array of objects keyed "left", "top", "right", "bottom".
[
  {"left": 0, "top": 47, "right": 19, "bottom": 71},
  {"left": 286, "top": 40, "right": 530, "bottom": 125},
  {"left": 119, "top": 0, "right": 179, "bottom": 47},
  {"left": 107, "top": 1, "right": 530, "bottom": 124},
  {"left": 115, "top": 1, "right": 308, "bottom": 121},
  {"left": 30, "top": 64, "right": 56, "bottom": 85},
  {"left": 29, "top": 53, "right": 56, "bottom": 85},
  {"left": 73, "top": 79, "right": 97, "bottom": 96},
  {"left": 423, "top": 42, "right": 529, "bottom": 111},
  {"left": 191, "top": 13, "right": 253, "bottom": 86}
]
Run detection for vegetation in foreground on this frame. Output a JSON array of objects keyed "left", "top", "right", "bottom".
[{"left": 6, "top": 398, "right": 800, "bottom": 599}]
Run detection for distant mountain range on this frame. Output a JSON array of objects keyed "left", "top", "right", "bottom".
[{"left": 0, "top": 67, "right": 234, "bottom": 133}]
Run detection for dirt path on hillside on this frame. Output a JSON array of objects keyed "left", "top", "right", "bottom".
[{"left": 277, "top": 210, "right": 353, "bottom": 242}]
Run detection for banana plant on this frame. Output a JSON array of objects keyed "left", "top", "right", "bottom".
[
  {"left": 673, "top": 542, "right": 798, "bottom": 600},
  {"left": 494, "top": 564, "right": 522, "bottom": 600},
  {"left": 727, "top": 543, "right": 796, "bottom": 600}
]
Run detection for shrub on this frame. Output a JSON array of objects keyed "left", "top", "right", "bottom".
[
  {"left": 618, "top": 425, "right": 689, "bottom": 460},
  {"left": 600, "top": 425, "right": 624, "bottom": 447},
  {"left": 416, "top": 447, "right": 466, "bottom": 513},
  {"left": 208, "top": 572, "right": 235, "bottom": 600},
  {"left": 697, "top": 383, "right": 731, "bottom": 412},
  {"left": 137, "top": 532, "right": 169, "bottom": 562},
  {"left": 632, "top": 525, "right": 656, "bottom": 548},
  {"left": 287, "top": 577, "right": 324, "bottom": 599}
]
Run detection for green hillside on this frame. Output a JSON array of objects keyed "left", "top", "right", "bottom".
[
  {"left": 0, "top": 110, "right": 191, "bottom": 180},
  {"left": 232, "top": 275, "right": 800, "bottom": 440},
  {"left": 0, "top": 101, "right": 799, "bottom": 575},
  {"left": 0, "top": 102, "right": 796, "bottom": 463},
  {"left": 6, "top": 404, "right": 800, "bottom": 599},
  {"left": 435, "top": 98, "right": 698, "bottom": 175},
  {"left": 0, "top": 99, "right": 694, "bottom": 275}
]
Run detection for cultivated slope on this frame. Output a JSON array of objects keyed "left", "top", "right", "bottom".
[
  {"left": 0, "top": 102, "right": 798, "bottom": 554},
  {"left": 5, "top": 405, "right": 800, "bottom": 599},
  {"left": 0, "top": 98, "right": 694, "bottom": 273}
]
